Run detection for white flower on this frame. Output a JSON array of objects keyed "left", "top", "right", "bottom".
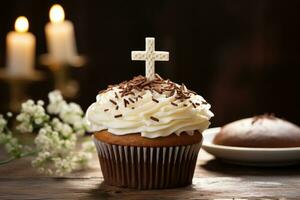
[
  {"left": 16, "top": 100, "right": 49, "bottom": 133},
  {"left": 53, "top": 156, "right": 76, "bottom": 176},
  {"left": 75, "top": 151, "right": 93, "bottom": 168},
  {"left": 37, "top": 100, "right": 44, "bottom": 106},
  {"left": 73, "top": 139, "right": 95, "bottom": 169},
  {"left": 47, "top": 90, "right": 67, "bottom": 114},
  {"left": 0, "top": 133, "right": 23, "bottom": 157},
  {"left": 0, "top": 115, "right": 7, "bottom": 133},
  {"left": 0, "top": 115, "right": 24, "bottom": 157},
  {"left": 48, "top": 90, "right": 63, "bottom": 102},
  {"left": 81, "top": 140, "right": 96, "bottom": 153},
  {"left": 51, "top": 118, "right": 73, "bottom": 138},
  {"left": 59, "top": 103, "right": 83, "bottom": 123},
  {"left": 47, "top": 91, "right": 87, "bottom": 136},
  {"left": 32, "top": 151, "right": 51, "bottom": 168},
  {"left": 1, "top": 90, "right": 92, "bottom": 176},
  {"left": 34, "top": 118, "right": 43, "bottom": 125}
]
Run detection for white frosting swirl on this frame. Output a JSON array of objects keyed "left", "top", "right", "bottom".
[{"left": 86, "top": 81, "right": 214, "bottom": 138}]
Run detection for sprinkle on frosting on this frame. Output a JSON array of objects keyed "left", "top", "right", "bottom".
[
  {"left": 128, "top": 98, "right": 135, "bottom": 103},
  {"left": 100, "top": 74, "right": 198, "bottom": 101},
  {"left": 171, "top": 102, "right": 178, "bottom": 106},
  {"left": 150, "top": 116, "right": 159, "bottom": 122},
  {"left": 189, "top": 100, "right": 196, "bottom": 108},
  {"left": 123, "top": 99, "right": 129, "bottom": 107},
  {"left": 109, "top": 99, "right": 117, "bottom": 105},
  {"left": 114, "top": 92, "right": 119, "bottom": 99},
  {"left": 86, "top": 74, "right": 214, "bottom": 138},
  {"left": 152, "top": 98, "right": 159, "bottom": 103},
  {"left": 96, "top": 74, "right": 210, "bottom": 121}
]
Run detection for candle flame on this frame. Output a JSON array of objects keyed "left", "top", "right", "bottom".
[
  {"left": 15, "top": 16, "right": 29, "bottom": 33},
  {"left": 49, "top": 4, "right": 65, "bottom": 23}
]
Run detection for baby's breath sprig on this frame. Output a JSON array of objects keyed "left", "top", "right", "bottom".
[
  {"left": 16, "top": 100, "right": 50, "bottom": 133},
  {"left": 0, "top": 90, "right": 95, "bottom": 176},
  {"left": 0, "top": 113, "right": 35, "bottom": 164}
]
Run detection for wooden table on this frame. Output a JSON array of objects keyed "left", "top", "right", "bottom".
[{"left": 0, "top": 149, "right": 299, "bottom": 200}]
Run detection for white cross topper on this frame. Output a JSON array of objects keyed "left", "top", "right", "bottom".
[{"left": 131, "top": 37, "right": 169, "bottom": 80}]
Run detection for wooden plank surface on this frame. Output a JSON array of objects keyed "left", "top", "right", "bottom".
[{"left": 1, "top": 149, "right": 300, "bottom": 199}]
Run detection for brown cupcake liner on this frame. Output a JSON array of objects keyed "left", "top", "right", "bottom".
[{"left": 93, "top": 137, "right": 202, "bottom": 189}]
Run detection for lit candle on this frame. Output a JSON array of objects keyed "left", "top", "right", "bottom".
[
  {"left": 6, "top": 16, "right": 36, "bottom": 76},
  {"left": 45, "top": 4, "right": 77, "bottom": 63}
]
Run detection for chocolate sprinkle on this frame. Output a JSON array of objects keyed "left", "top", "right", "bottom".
[
  {"left": 103, "top": 74, "right": 197, "bottom": 101},
  {"left": 128, "top": 98, "right": 135, "bottom": 103},
  {"left": 171, "top": 102, "right": 178, "bottom": 106},
  {"left": 152, "top": 98, "right": 159, "bottom": 103},
  {"left": 189, "top": 100, "right": 197, "bottom": 108},
  {"left": 109, "top": 99, "right": 117, "bottom": 105},
  {"left": 104, "top": 109, "right": 109, "bottom": 112},
  {"left": 114, "top": 114, "right": 123, "bottom": 118},
  {"left": 114, "top": 92, "right": 119, "bottom": 99},
  {"left": 98, "top": 74, "right": 204, "bottom": 117},
  {"left": 124, "top": 99, "right": 129, "bottom": 107},
  {"left": 150, "top": 116, "right": 159, "bottom": 122}
]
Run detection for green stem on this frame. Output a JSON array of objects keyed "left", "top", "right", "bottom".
[
  {"left": 0, "top": 151, "right": 37, "bottom": 165},
  {"left": 0, "top": 157, "right": 16, "bottom": 165}
]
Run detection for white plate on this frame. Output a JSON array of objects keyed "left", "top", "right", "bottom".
[{"left": 202, "top": 127, "right": 300, "bottom": 166}]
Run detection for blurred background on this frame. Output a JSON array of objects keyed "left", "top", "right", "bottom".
[{"left": 0, "top": 0, "right": 299, "bottom": 126}]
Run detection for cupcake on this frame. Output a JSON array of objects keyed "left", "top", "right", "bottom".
[
  {"left": 213, "top": 114, "right": 300, "bottom": 148},
  {"left": 86, "top": 37, "right": 213, "bottom": 189}
]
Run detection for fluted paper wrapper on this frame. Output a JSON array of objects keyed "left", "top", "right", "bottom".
[{"left": 93, "top": 137, "right": 202, "bottom": 189}]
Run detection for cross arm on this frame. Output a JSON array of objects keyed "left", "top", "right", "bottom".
[
  {"left": 131, "top": 51, "right": 147, "bottom": 60},
  {"left": 154, "top": 51, "right": 169, "bottom": 61}
]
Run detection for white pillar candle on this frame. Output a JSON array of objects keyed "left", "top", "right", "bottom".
[
  {"left": 6, "top": 16, "right": 36, "bottom": 76},
  {"left": 45, "top": 4, "right": 77, "bottom": 64}
]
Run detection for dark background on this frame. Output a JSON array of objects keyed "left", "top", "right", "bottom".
[{"left": 0, "top": 0, "right": 299, "bottom": 126}]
